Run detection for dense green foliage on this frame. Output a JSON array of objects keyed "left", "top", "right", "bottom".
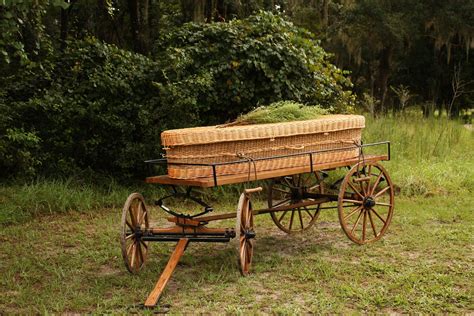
[
  {"left": 1, "top": 39, "right": 162, "bottom": 178},
  {"left": 155, "top": 12, "right": 353, "bottom": 123},
  {"left": 1, "top": 12, "right": 353, "bottom": 179},
  {"left": 0, "top": 1, "right": 472, "bottom": 179}
]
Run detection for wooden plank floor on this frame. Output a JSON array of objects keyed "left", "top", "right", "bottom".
[{"left": 145, "top": 154, "right": 388, "bottom": 188}]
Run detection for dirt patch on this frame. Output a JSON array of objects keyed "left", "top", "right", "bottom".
[{"left": 98, "top": 264, "right": 121, "bottom": 276}]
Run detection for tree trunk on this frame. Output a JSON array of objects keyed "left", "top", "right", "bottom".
[
  {"left": 127, "top": 0, "right": 150, "bottom": 54},
  {"left": 59, "top": 8, "right": 68, "bottom": 51},
  {"left": 321, "top": 0, "right": 329, "bottom": 27},
  {"left": 375, "top": 46, "right": 393, "bottom": 114}
]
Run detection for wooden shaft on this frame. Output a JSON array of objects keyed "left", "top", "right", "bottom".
[
  {"left": 195, "top": 197, "right": 331, "bottom": 222},
  {"left": 194, "top": 212, "right": 237, "bottom": 222},
  {"left": 253, "top": 198, "right": 331, "bottom": 215},
  {"left": 144, "top": 238, "right": 189, "bottom": 307}
]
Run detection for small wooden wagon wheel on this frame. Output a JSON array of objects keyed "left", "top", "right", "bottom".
[
  {"left": 121, "top": 193, "right": 150, "bottom": 274},
  {"left": 236, "top": 192, "right": 255, "bottom": 276},
  {"left": 268, "top": 172, "right": 324, "bottom": 234},
  {"left": 338, "top": 162, "right": 394, "bottom": 245}
]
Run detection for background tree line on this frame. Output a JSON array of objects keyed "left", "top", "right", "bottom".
[
  {"left": 0, "top": 0, "right": 473, "bottom": 180},
  {"left": 3, "top": 0, "right": 472, "bottom": 115}
]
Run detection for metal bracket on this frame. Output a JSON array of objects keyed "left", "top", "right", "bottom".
[{"left": 155, "top": 187, "right": 213, "bottom": 218}]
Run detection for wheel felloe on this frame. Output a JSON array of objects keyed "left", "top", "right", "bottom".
[
  {"left": 121, "top": 193, "right": 150, "bottom": 274},
  {"left": 237, "top": 193, "right": 255, "bottom": 276},
  {"left": 338, "top": 162, "right": 394, "bottom": 245}
]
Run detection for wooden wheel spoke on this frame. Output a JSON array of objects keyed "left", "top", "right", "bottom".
[
  {"left": 126, "top": 242, "right": 134, "bottom": 258},
  {"left": 138, "top": 209, "right": 147, "bottom": 226},
  {"left": 362, "top": 210, "right": 367, "bottom": 242},
  {"left": 308, "top": 183, "right": 321, "bottom": 191},
  {"left": 246, "top": 241, "right": 253, "bottom": 257},
  {"left": 129, "top": 204, "right": 137, "bottom": 227},
  {"left": 370, "top": 207, "right": 386, "bottom": 224},
  {"left": 130, "top": 244, "right": 137, "bottom": 268},
  {"left": 374, "top": 186, "right": 390, "bottom": 198},
  {"left": 283, "top": 177, "right": 293, "bottom": 188},
  {"left": 365, "top": 165, "right": 372, "bottom": 195},
  {"left": 125, "top": 219, "right": 134, "bottom": 231},
  {"left": 140, "top": 240, "right": 148, "bottom": 249},
  {"left": 278, "top": 210, "right": 288, "bottom": 222},
  {"left": 125, "top": 233, "right": 135, "bottom": 240},
  {"left": 375, "top": 201, "right": 392, "bottom": 207},
  {"left": 351, "top": 209, "right": 364, "bottom": 234},
  {"left": 137, "top": 241, "right": 144, "bottom": 266},
  {"left": 136, "top": 202, "right": 142, "bottom": 224},
  {"left": 348, "top": 181, "right": 365, "bottom": 199},
  {"left": 370, "top": 171, "right": 384, "bottom": 196},
  {"left": 289, "top": 210, "right": 295, "bottom": 231},
  {"left": 343, "top": 199, "right": 363, "bottom": 205},
  {"left": 273, "top": 198, "right": 291, "bottom": 208},
  {"left": 298, "top": 208, "right": 304, "bottom": 229},
  {"left": 272, "top": 187, "right": 291, "bottom": 195},
  {"left": 344, "top": 205, "right": 363, "bottom": 220},
  {"left": 368, "top": 209, "right": 378, "bottom": 237},
  {"left": 304, "top": 207, "right": 315, "bottom": 220}
]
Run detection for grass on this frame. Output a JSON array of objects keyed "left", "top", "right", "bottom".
[
  {"left": 363, "top": 115, "right": 473, "bottom": 196},
  {"left": 0, "top": 195, "right": 472, "bottom": 313},
  {"left": 0, "top": 113, "right": 473, "bottom": 313},
  {"left": 0, "top": 178, "right": 167, "bottom": 226}
]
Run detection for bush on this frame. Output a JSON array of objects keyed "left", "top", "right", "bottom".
[
  {"left": 154, "top": 11, "right": 354, "bottom": 124},
  {"left": 0, "top": 38, "right": 162, "bottom": 179},
  {"left": 1, "top": 12, "right": 355, "bottom": 179}
]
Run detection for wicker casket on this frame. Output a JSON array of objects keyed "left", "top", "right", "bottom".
[{"left": 161, "top": 115, "right": 365, "bottom": 179}]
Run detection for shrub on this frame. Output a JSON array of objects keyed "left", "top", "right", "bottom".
[
  {"left": 0, "top": 38, "right": 161, "bottom": 179},
  {"left": 0, "top": 12, "right": 356, "bottom": 179},
  {"left": 154, "top": 11, "right": 354, "bottom": 125}
]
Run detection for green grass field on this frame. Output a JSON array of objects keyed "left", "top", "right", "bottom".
[
  {"left": 0, "top": 195, "right": 472, "bottom": 313},
  {"left": 0, "top": 114, "right": 473, "bottom": 313}
]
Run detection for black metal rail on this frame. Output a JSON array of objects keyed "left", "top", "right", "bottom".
[{"left": 146, "top": 141, "right": 390, "bottom": 187}]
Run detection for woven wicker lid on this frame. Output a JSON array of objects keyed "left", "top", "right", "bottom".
[{"left": 161, "top": 114, "right": 365, "bottom": 146}]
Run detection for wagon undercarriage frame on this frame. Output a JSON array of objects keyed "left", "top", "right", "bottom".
[{"left": 120, "top": 142, "right": 394, "bottom": 308}]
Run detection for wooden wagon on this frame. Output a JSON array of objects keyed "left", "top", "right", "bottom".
[{"left": 120, "top": 115, "right": 395, "bottom": 307}]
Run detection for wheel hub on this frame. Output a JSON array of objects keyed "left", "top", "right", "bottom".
[
  {"left": 363, "top": 196, "right": 376, "bottom": 209},
  {"left": 243, "top": 229, "right": 256, "bottom": 239},
  {"left": 134, "top": 226, "right": 143, "bottom": 239}
]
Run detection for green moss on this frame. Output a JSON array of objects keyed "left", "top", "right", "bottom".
[{"left": 233, "top": 101, "right": 329, "bottom": 125}]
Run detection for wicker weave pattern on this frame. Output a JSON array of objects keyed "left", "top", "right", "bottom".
[
  {"left": 162, "top": 115, "right": 365, "bottom": 179},
  {"left": 162, "top": 115, "right": 365, "bottom": 146}
]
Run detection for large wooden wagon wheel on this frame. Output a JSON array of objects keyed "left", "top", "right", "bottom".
[
  {"left": 121, "top": 193, "right": 150, "bottom": 274},
  {"left": 338, "top": 162, "right": 394, "bottom": 245},
  {"left": 268, "top": 172, "right": 324, "bottom": 234},
  {"left": 236, "top": 192, "right": 255, "bottom": 276}
]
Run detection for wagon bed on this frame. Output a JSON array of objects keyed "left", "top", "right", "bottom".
[{"left": 146, "top": 154, "right": 388, "bottom": 187}]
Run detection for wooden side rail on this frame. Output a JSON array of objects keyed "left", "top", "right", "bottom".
[{"left": 146, "top": 154, "right": 388, "bottom": 187}]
